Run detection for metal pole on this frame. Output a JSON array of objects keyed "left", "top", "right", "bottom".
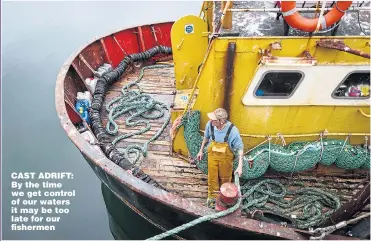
[
  {"left": 317, "top": 40, "right": 371, "bottom": 59},
  {"left": 228, "top": 7, "right": 370, "bottom": 12}
]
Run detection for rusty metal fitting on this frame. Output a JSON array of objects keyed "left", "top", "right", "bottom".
[
  {"left": 248, "top": 159, "right": 254, "bottom": 169},
  {"left": 251, "top": 209, "right": 264, "bottom": 219}
]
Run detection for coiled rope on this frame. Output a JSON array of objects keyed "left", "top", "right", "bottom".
[
  {"left": 145, "top": 174, "right": 242, "bottom": 240},
  {"left": 240, "top": 179, "right": 341, "bottom": 229},
  {"left": 145, "top": 176, "right": 342, "bottom": 240},
  {"left": 89, "top": 45, "right": 172, "bottom": 189},
  {"left": 105, "top": 64, "right": 174, "bottom": 165}
]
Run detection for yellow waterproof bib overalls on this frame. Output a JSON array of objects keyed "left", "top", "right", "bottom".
[{"left": 207, "top": 124, "right": 235, "bottom": 199}]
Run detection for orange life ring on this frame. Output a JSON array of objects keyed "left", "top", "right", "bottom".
[{"left": 280, "top": 1, "right": 352, "bottom": 32}]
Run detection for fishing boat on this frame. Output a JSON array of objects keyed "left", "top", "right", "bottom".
[{"left": 55, "top": 1, "right": 371, "bottom": 240}]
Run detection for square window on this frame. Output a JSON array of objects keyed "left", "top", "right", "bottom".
[
  {"left": 254, "top": 71, "right": 304, "bottom": 98},
  {"left": 332, "top": 71, "right": 370, "bottom": 99}
]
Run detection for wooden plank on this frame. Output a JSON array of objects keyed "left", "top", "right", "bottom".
[
  {"left": 109, "top": 138, "right": 170, "bottom": 146},
  {"left": 162, "top": 183, "right": 207, "bottom": 193},
  {"left": 151, "top": 151, "right": 173, "bottom": 155},
  {"left": 187, "top": 198, "right": 206, "bottom": 204},
  {"left": 122, "top": 80, "right": 175, "bottom": 86},
  {"left": 164, "top": 188, "right": 207, "bottom": 199},
  {"left": 152, "top": 176, "right": 207, "bottom": 185},
  {"left": 180, "top": 191, "right": 208, "bottom": 198},
  {"left": 157, "top": 165, "right": 206, "bottom": 174},
  {"left": 101, "top": 118, "right": 171, "bottom": 128},
  {"left": 157, "top": 158, "right": 195, "bottom": 167},
  {"left": 103, "top": 130, "right": 168, "bottom": 140},
  {"left": 107, "top": 133, "right": 169, "bottom": 142},
  {"left": 114, "top": 129, "right": 163, "bottom": 136},
  {"left": 142, "top": 170, "right": 207, "bottom": 179},
  {"left": 116, "top": 81, "right": 175, "bottom": 88},
  {"left": 106, "top": 87, "right": 175, "bottom": 95},
  {"left": 115, "top": 142, "right": 171, "bottom": 152},
  {"left": 301, "top": 182, "right": 363, "bottom": 190},
  {"left": 323, "top": 182, "right": 370, "bottom": 226},
  {"left": 102, "top": 125, "right": 170, "bottom": 134},
  {"left": 147, "top": 153, "right": 187, "bottom": 163},
  {"left": 269, "top": 175, "right": 367, "bottom": 184}
]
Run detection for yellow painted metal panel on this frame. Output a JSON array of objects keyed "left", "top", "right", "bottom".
[
  {"left": 192, "top": 48, "right": 226, "bottom": 128},
  {"left": 171, "top": 110, "right": 188, "bottom": 156},
  {"left": 172, "top": 36, "right": 370, "bottom": 155},
  {"left": 170, "top": 15, "right": 208, "bottom": 90}
]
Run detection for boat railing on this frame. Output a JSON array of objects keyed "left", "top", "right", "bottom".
[
  {"left": 200, "top": 1, "right": 370, "bottom": 36},
  {"left": 227, "top": 6, "right": 370, "bottom": 13},
  {"left": 225, "top": 0, "right": 370, "bottom": 13}
]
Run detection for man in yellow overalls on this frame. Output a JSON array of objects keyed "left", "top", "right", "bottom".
[{"left": 196, "top": 108, "right": 244, "bottom": 209}]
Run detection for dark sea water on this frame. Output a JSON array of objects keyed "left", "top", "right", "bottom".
[{"left": 1, "top": 1, "right": 201, "bottom": 239}]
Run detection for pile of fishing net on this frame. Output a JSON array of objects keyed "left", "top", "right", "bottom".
[{"left": 177, "top": 110, "right": 370, "bottom": 180}]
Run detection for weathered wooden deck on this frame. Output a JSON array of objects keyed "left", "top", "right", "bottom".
[{"left": 101, "top": 64, "right": 208, "bottom": 205}]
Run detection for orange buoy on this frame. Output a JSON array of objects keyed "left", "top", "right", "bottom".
[{"left": 280, "top": 1, "right": 353, "bottom": 32}]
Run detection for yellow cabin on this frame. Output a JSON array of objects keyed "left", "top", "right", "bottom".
[{"left": 170, "top": 1, "right": 370, "bottom": 156}]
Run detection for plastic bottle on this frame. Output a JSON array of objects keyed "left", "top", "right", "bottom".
[
  {"left": 83, "top": 91, "right": 92, "bottom": 106},
  {"left": 75, "top": 92, "right": 90, "bottom": 124}
]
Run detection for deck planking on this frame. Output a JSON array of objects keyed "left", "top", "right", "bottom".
[{"left": 100, "top": 64, "right": 208, "bottom": 205}]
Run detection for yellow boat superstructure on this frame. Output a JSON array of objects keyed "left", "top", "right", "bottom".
[{"left": 170, "top": 1, "right": 370, "bottom": 156}]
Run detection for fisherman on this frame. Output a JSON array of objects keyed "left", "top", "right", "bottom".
[{"left": 196, "top": 108, "right": 244, "bottom": 209}]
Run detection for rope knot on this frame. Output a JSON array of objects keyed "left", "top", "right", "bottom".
[
  {"left": 277, "top": 133, "right": 286, "bottom": 146},
  {"left": 323, "top": 129, "right": 329, "bottom": 137}
]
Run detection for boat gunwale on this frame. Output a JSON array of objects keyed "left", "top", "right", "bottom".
[
  {"left": 217, "top": 35, "right": 371, "bottom": 40},
  {"left": 55, "top": 20, "right": 368, "bottom": 240}
]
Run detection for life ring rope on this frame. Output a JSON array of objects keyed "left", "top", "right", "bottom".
[{"left": 314, "top": 0, "right": 327, "bottom": 32}]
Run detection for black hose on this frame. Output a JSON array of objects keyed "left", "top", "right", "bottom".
[{"left": 89, "top": 45, "right": 172, "bottom": 190}]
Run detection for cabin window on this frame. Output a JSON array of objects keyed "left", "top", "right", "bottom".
[
  {"left": 254, "top": 71, "right": 304, "bottom": 98},
  {"left": 332, "top": 71, "right": 370, "bottom": 98}
]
